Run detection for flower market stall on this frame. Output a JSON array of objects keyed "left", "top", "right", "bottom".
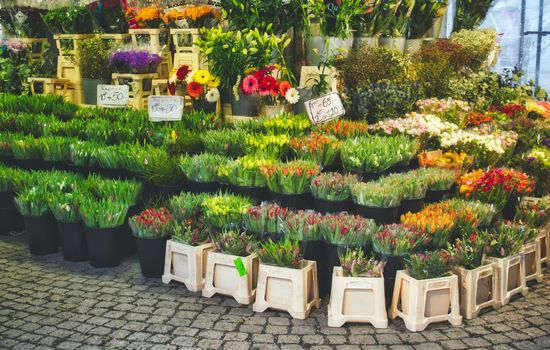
[{"left": 0, "top": 0, "right": 549, "bottom": 336}]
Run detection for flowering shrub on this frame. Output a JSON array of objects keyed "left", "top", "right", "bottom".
[
  {"left": 213, "top": 229, "right": 255, "bottom": 256},
  {"left": 289, "top": 132, "right": 341, "bottom": 167},
  {"left": 446, "top": 232, "right": 486, "bottom": 270},
  {"left": 405, "top": 251, "right": 452, "bottom": 280},
  {"left": 202, "top": 193, "right": 251, "bottom": 228},
  {"left": 339, "top": 249, "right": 384, "bottom": 278},
  {"left": 260, "top": 160, "right": 320, "bottom": 195},
  {"left": 109, "top": 50, "right": 162, "bottom": 74},
  {"left": 320, "top": 213, "right": 378, "bottom": 246},
  {"left": 371, "top": 224, "right": 430, "bottom": 256},
  {"left": 240, "top": 65, "right": 300, "bottom": 105},
  {"left": 310, "top": 172, "right": 358, "bottom": 201},
  {"left": 129, "top": 208, "right": 174, "bottom": 238},
  {"left": 257, "top": 238, "right": 302, "bottom": 268},
  {"left": 244, "top": 203, "right": 287, "bottom": 235}
]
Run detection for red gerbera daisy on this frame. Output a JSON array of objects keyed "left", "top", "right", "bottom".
[
  {"left": 278, "top": 81, "right": 291, "bottom": 97},
  {"left": 260, "top": 75, "right": 277, "bottom": 94},
  {"left": 187, "top": 81, "right": 203, "bottom": 99}
]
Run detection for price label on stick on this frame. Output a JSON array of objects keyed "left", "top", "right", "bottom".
[
  {"left": 305, "top": 92, "right": 345, "bottom": 125},
  {"left": 148, "top": 96, "right": 184, "bottom": 122},
  {"left": 234, "top": 257, "right": 247, "bottom": 277},
  {"left": 97, "top": 85, "right": 129, "bottom": 107}
]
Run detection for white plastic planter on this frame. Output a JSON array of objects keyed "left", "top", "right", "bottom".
[
  {"left": 253, "top": 260, "right": 320, "bottom": 319},
  {"left": 389, "top": 270, "right": 462, "bottom": 332},
  {"left": 162, "top": 240, "right": 215, "bottom": 292},
  {"left": 541, "top": 223, "right": 550, "bottom": 266},
  {"left": 522, "top": 240, "right": 543, "bottom": 284},
  {"left": 453, "top": 262, "right": 499, "bottom": 319},
  {"left": 327, "top": 267, "right": 388, "bottom": 328},
  {"left": 202, "top": 252, "right": 259, "bottom": 304},
  {"left": 484, "top": 254, "right": 528, "bottom": 306}
]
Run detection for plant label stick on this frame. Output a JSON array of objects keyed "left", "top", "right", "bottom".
[{"left": 305, "top": 92, "right": 345, "bottom": 125}]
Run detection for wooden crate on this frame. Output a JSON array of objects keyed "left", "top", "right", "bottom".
[
  {"left": 327, "top": 267, "right": 387, "bottom": 328},
  {"left": 298, "top": 66, "right": 339, "bottom": 91},
  {"left": 253, "top": 260, "right": 320, "bottom": 319},
  {"left": 112, "top": 73, "right": 158, "bottom": 110},
  {"left": 54, "top": 34, "right": 93, "bottom": 82},
  {"left": 19, "top": 38, "right": 48, "bottom": 64},
  {"left": 96, "top": 33, "right": 131, "bottom": 47},
  {"left": 202, "top": 252, "right": 259, "bottom": 304},
  {"left": 522, "top": 240, "right": 543, "bottom": 283},
  {"left": 484, "top": 254, "right": 528, "bottom": 306},
  {"left": 389, "top": 270, "right": 462, "bottom": 332},
  {"left": 453, "top": 263, "right": 499, "bottom": 320},
  {"left": 170, "top": 28, "right": 206, "bottom": 71},
  {"left": 27, "top": 77, "right": 70, "bottom": 99},
  {"left": 129, "top": 29, "right": 172, "bottom": 79},
  {"left": 162, "top": 240, "right": 215, "bottom": 292}
]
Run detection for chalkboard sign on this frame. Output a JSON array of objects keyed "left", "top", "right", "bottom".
[
  {"left": 148, "top": 96, "right": 184, "bottom": 122},
  {"left": 305, "top": 92, "right": 345, "bottom": 125},
  {"left": 97, "top": 85, "right": 129, "bottom": 107}
]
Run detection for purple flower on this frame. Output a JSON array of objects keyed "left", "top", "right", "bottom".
[
  {"left": 543, "top": 138, "right": 550, "bottom": 149},
  {"left": 109, "top": 50, "right": 160, "bottom": 73}
]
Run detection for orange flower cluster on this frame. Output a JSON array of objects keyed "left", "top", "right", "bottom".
[
  {"left": 289, "top": 132, "right": 341, "bottom": 153},
  {"left": 162, "top": 5, "right": 221, "bottom": 24},
  {"left": 133, "top": 6, "right": 162, "bottom": 23},
  {"left": 401, "top": 206, "right": 456, "bottom": 248},
  {"left": 464, "top": 112, "right": 493, "bottom": 127},
  {"left": 316, "top": 119, "right": 369, "bottom": 139},
  {"left": 424, "top": 151, "right": 469, "bottom": 167}
]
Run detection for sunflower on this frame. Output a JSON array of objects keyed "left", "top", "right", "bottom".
[{"left": 193, "top": 70, "right": 210, "bottom": 85}]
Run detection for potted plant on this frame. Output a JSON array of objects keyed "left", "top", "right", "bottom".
[
  {"left": 179, "top": 153, "right": 228, "bottom": 194},
  {"left": 202, "top": 228, "right": 259, "bottom": 304},
  {"left": 289, "top": 132, "right": 342, "bottom": 171},
  {"left": 245, "top": 203, "right": 288, "bottom": 242},
  {"left": 253, "top": 238, "right": 321, "bottom": 319},
  {"left": 143, "top": 149, "right": 185, "bottom": 198},
  {"left": 14, "top": 186, "right": 59, "bottom": 255},
  {"left": 219, "top": 155, "right": 274, "bottom": 203},
  {"left": 109, "top": 49, "right": 162, "bottom": 74},
  {"left": 11, "top": 135, "right": 42, "bottom": 170},
  {"left": 516, "top": 196, "right": 550, "bottom": 264},
  {"left": 310, "top": 172, "right": 358, "bottom": 214},
  {"left": 401, "top": 204, "right": 456, "bottom": 249},
  {"left": 48, "top": 190, "right": 88, "bottom": 262},
  {"left": 0, "top": 166, "right": 24, "bottom": 234},
  {"left": 387, "top": 171, "right": 428, "bottom": 216},
  {"left": 202, "top": 129, "right": 247, "bottom": 158},
  {"left": 39, "top": 136, "right": 72, "bottom": 170},
  {"left": 168, "top": 66, "right": 220, "bottom": 113},
  {"left": 201, "top": 192, "right": 252, "bottom": 231},
  {"left": 351, "top": 180, "right": 403, "bottom": 224},
  {"left": 79, "top": 197, "right": 128, "bottom": 268},
  {"left": 70, "top": 37, "right": 112, "bottom": 105},
  {"left": 446, "top": 232, "right": 499, "bottom": 319},
  {"left": 483, "top": 222, "right": 529, "bottom": 305},
  {"left": 42, "top": 6, "right": 92, "bottom": 34},
  {"left": 315, "top": 119, "right": 370, "bottom": 139},
  {"left": 245, "top": 133, "right": 290, "bottom": 160},
  {"left": 260, "top": 160, "right": 320, "bottom": 209},
  {"left": 419, "top": 167, "right": 456, "bottom": 203},
  {"left": 372, "top": 224, "right": 430, "bottom": 306},
  {"left": 129, "top": 207, "right": 173, "bottom": 278},
  {"left": 389, "top": 250, "right": 462, "bottom": 332},
  {"left": 328, "top": 249, "right": 387, "bottom": 328},
  {"left": 406, "top": 0, "right": 447, "bottom": 53},
  {"left": 162, "top": 5, "right": 221, "bottom": 29},
  {"left": 378, "top": 0, "right": 415, "bottom": 52}
]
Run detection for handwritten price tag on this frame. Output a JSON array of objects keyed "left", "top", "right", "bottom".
[
  {"left": 97, "top": 85, "right": 129, "bottom": 107},
  {"left": 305, "top": 92, "right": 345, "bottom": 125},
  {"left": 148, "top": 96, "right": 184, "bottom": 122}
]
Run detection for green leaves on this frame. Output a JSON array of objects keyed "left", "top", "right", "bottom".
[{"left": 258, "top": 237, "right": 302, "bottom": 268}]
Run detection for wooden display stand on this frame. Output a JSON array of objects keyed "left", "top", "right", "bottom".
[
  {"left": 170, "top": 28, "right": 206, "bottom": 71},
  {"left": 27, "top": 77, "right": 71, "bottom": 100},
  {"left": 542, "top": 223, "right": 550, "bottom": 266},
  {"left": 327, "top": 267, "right": 388, "bottom": 328},
  {"left": 96, "top": 33, "right": 131, "bottom": 47},
  {"left": 522, "top": 240, "right": 543, "bottom": 283},
  {"left": 54, "top": 34, "right": 93, "bottom": 104},
  {"left": 253, "top": 260, "right": 320, "bottom": 319},
  {"left": 202, "top": 252, "right": 259, "bottom": 304},
  {"left": 389, "top": 270, "right": 462, "bottom": 332},
  {"left": 484, "top": 254, "right": 528, "bottom": 306},
  {"left": 453, "top": 263, "right": 499, "bottom": 320},
  {"left": 129, "top": 29, "right": 172, "bottom": 79},
  {"left": 162, "top": 240, "right": 215, "bottom": 292},
  {"left": 298, "top": 66, "right": 338, "bottom": 91},
  {"left": 19, "top": 38, "right": 48, "bottom": 64},
  {"left": 112, "top": 73, "right": 158, "bottom": 110}
]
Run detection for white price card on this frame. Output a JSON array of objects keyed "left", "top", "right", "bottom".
[
  {"left": 148, "top": 96, "right": 184, "bottom": 122},
  {"left": 97, "top": 85, "right": 129, "bottom": 107},
  {"left": 346, "top": 281, "right": 373, "bottom": 290},
  {"left": 305, "top": 92, "right": 345, "bottom": 125}
]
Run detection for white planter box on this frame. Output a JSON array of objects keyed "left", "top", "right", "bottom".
[
  {"left": 522, "top": 240, "right": 543, "bottom": 283},
  {"left": 484, "top": 254, "right": 528, "bottom": 306},
  {"left": 541, "top": 223, "right": 550, "bottom": 266},
  {"left": 453, "top": 263, "right": 499, "bottom": 319},
  {"left": 162, "top": 240, "right": 215, "bottom": 292},
  {"left": 327, "top": 267, "right": 388, "bottom": 328},
  {"left": 389, "top": 270, "right": 462, "bottom": 332},
  {"left": 202, "top": 252, "right": 259, "bottom": 304},
  {"left": 253, "top": 260, "right": 320, "bottom": 319}
]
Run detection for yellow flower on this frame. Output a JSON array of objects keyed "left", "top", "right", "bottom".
[
  {"left": 207, "top": 75, "right": 220, "bottom": 88},
  {"left": 193, "top": 70, "right": 210, "bottom": 84}
]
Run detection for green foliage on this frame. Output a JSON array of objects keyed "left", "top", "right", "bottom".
[
  {"left": 179, "top": 153, "right": 228, "bottom": 183},
  {"left": 257, "top": 238, "right": 302, "bottom": 268},
  {"left": 446, "top": 232, "right": 486, "bottom": 270},
  {"left": 79, "top": 197, "right": 128, "bottom": 229},
  {"left": 305, "top": 0, "right": 370, "bottom": 38},
  {"left": 202, "top": 129, "right": 247, "bottom": 158},
  {"left": 454, "top": 0, "right": 494, "bottom": 31},
  {"left": 11, "top": 135, "right": 41, "bottom": 160},
  {"left": 14, "top": 185, "right": 51, "bottom": 217},
  {"left": 85, "top": 175, "right": 142, "bottom": 205},
  {"left": 71, "top": 37, "right": 112, "bottom": 80},
  {"left": 408, "top": 0, "right": 448, "bottom": 39},
  {"left": 42, "top": 6, "right": 92, "bottom": 34},
  {"left": 40, "top": 136, "right": 72, "bottom": 162},
  {"left": 213, "top": 228, "right": 256, "bottom": 256},
  {"left": 405, "top": 250, "right": 452, "bottom": 280},
  {"left": 142, "top": 149, "right": 184, "bottom": 186},
  {"left": 0, "top": 94, "right": 77, "bottom": 120},
  {"left": 172, "top": 219, "right": 211, "bottom": 246},
  {"left": 168, "top": 192, "right": 207, "bottom": 221},
  {"left": 48, "top": 190, "right": 84, "bottom": 223},
  {"left": 351, "top": 180, "right": 404, "bottom": 208},
  {"left": 0, "top": 166, "right": 25, "bottom": 192}
]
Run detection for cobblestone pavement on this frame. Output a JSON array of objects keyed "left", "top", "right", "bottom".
[{"left": 1, "top": 234, "right": 549, "bottom": 350}]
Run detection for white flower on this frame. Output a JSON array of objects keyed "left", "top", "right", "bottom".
[
  {"left": 185, "top": 71, "right": 195, "bottom": 84},
  {"left": 285, "top": 88, "right": 300, "bottom": 104},
  {"left": 205, "top": 88, "right": 220, "bottom": 103}
]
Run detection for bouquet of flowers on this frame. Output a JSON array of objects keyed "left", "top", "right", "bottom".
[
  {"left": 339, "top": 249, "right": 385, "bottom": 278},
  {"left": 244, "top": 203, "right": 287, "bottom": 235},
  {"left": 245, "top": 133, "right": 290, "bottom": 159},
  {"left": 404, "top": 251, "right": 452, "bottom": 280},
  {"left": 489, "top": 103, "right": 525, "bottom": 119},
  {"left": 446, "top": 232, "right": 486, "bottom": 270},
  {"left": 310, "top": 172, "right": 358, "bottom": 202},
  {"left": 218, "top": 155, "right": 274, "bottom": 188},
  {"left": 289, "top": 132, "right": 341, "bottom": 167},
  {"left": 401, "top": 206, "right": 456, "bottom": 248},
  {"left": 126, "top": 5, "right": 163, "bottom": 28},
  {"left": 179, "top": 153, "right": 228, "bottom": 183},
  {"left": 372, "top": 224, "right": 430, "bottom": 256},
  {"left": 279, "top": 210, "right": 323, "bottom": 241},
  {"left": 315, "top": 119, "right": 370, "bottom": 139},
  {"left": 526, "top": 100, "right": 550, "bottom": 119},
  {"left": 109, "top": 49, "right": 162, "bottom": 74},
  {"left": 202, "top": 193, "right": 251, "bottom": 228},
  {"left": 485, "top": 222, "right": 528, "bottom": 258},
  {"left": 172, "top": 218, "right": 211, "bottom": 246},
  {"left": 351, "top": 180, "right": 403, "bottom": 208},
  {"left": 168, "top": 66, "right": 220, "bottom": 106},
  {"left": 239, "top": 65, "right": 300, "bottom": 106},
  {"left": 161, "top": 5, "right": 222, "bottom": 28},
  {"left": 419, "top": 150, "right": 472, "bottom": 178},
  {"left": 168, "top": 192, "right": 206, "bottom": 221},
  {"left": 515, "top": 196, "right": 550, "bottom": 228},
  {"left": 370, "top": 113, "right": 458, "bottom": 139},
  {"left": 259, "top": 160, "right": 320, "bottom": 195},
  {"left": 464, "top": 112, "right": 494, "bottom": 128},
  {"left": 320, "top": 213, "right": 378, "bottom": 246},
  {"left": 386, "top": 172, "right": 428, "bottom": 200},
  {"left": 416, "top": 98, "right": 471, "bottom": 125},
  {"left": 260, "top": 113, "right": 311, "bottom": 136},
  {"left": 213, "top": 228, "right": 255, "bottom": 257},
  {"left": 417, "top": 167, "right": 456, "bottom": 191},
  {"left": 129, "top": 207, "right": 174, "bottom": 238},
  {"left": 257, "top": 238, "right": 302, "bottom": 268},
  {"left": 202, "top": 129, "right": 247, "bottom": 158}
]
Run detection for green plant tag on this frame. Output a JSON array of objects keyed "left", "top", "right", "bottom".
[{"left": 234, "top": 257, "right": 247, "bottom": 277}]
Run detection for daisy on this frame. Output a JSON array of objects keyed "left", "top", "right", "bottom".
[
  {"left": 241, "top": 75, "right": 259, "bottom": 95},
  {"left": 187, "top": 82, "right": 203, "bottom": 99},
  {"left": 278, "top": 81, "right": 291, "bottom": 97},
  {"left": 285, "top": 88, "right": 300, "bottom": 104},
  {"left": 205, "top": 88, "right": 220, "bottom": 103},
  {"left": 260, "top": 76, "right": 277, "bottom": 94},
  {"left": 193, "top": 69, "right": 210, "bottom": 84},
  {"left": 207, "top": 75, "right": 220, "bottom": 88}
]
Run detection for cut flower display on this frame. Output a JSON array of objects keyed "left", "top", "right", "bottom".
[
  {"left": 339, "top": 249, "right": 384, "bottom": 278},
  {"left": 260, "top": 160, "right": 320, "bottom": 195},
  {"left": 240, "top": 65, "right": 299, "bottom": 105},
  {"left": 109, "top": 49, "right": 162, "bottom": 74},
  {"left": 129, "top": 207, "right": 173, "bottom": 238},
  {"left": 310, "top": 172, "right": 358, "bottom": 202}
]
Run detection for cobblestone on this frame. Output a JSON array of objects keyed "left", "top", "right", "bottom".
[{"left": 1, "top": 234, "right": 549, "bottom": 349}]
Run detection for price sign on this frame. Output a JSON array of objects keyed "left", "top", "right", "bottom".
[
  {"left": 97, "top": 85, "right": 129, "bottom": 107},
  {"left": 305, "top": 92, "right": 345, "bottom": 125},
  {"left": 346, "top": 281, "right": 373, "bottom": 290},
  {"left": 15, "top": 11, "right": 28, "bottom": 24},
  {"left": 148, "top": 96, "right": 184, "bottom": 122}
]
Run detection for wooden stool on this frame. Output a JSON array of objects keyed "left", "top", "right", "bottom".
[
  {"left": 162, "top": 240, "right": 215, "bottom": 292},
  {"left": 27, "top": 77, "right": 70, "bottom": 96},
  {"left": 112, "top": 73, "right": 158, "bottom": 110},
  {"left": 129, "top": 29, "right": 172, "bottom": 79},
  {"left": 171, "top": 28, "right": 206, "bottom": 71}
]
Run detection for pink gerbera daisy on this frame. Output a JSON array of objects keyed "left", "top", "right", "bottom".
[{"left": 241, "top": 75, "right": 259, "bottom": 95}]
